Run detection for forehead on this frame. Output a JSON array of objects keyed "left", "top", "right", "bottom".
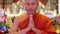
[{"left": 24, "top": 0, "right": 38, "bottom": 3}]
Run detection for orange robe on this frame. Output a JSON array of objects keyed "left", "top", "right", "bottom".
[{"left": 19, "top": 13, "right": 56, "bottom": 34}]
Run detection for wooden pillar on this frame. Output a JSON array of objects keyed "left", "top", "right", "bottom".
[{"left": 3, "top": 0, "right": 5, "bottom": 9}]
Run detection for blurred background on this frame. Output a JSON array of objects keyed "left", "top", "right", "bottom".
[{"left": 0, "top": 0, "right": 60, "bottom": 34}]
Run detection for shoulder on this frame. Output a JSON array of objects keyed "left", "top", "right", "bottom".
[
  {"left": 37, "top": 13, "right": 52, "bottom": 22},
  {"left": 16, "top": 14, "right": 27, "bottom": 19},
  {"left": 14, "top": 14, "right": 27, "bottom": 23}
]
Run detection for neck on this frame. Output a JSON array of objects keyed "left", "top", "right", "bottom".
[
  {"left": 27, "top": 12, "right": 36, "bottom": 17},
  {"left": 27, "top": 10, "right": 37, "bottom": 15}
]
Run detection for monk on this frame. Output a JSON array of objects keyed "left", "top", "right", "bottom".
[{"left": 9, "top": 0, "right": 56, "bottom": 34}]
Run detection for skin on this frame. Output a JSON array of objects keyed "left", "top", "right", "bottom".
[
  {"left": 9, "top": 0, "right": 41, "bottom": 34},
  {"left": 24, "top": 0, "right": 39, "bottom": 15}
]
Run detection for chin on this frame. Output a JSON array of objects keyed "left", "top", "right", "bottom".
[
  {"left": 28, "top": 13, "right": 35, "bottom": 15},
  {"left": 28, "top": 12, "right": 34, "bottom": 14}
]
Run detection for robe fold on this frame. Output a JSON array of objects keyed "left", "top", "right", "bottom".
[{"left": 18, "top": 13, "right": 56, "bottom": 34}]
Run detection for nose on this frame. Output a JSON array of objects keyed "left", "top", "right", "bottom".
[{"left": 29, "top": 4, "right": 33, "bottom": 9}]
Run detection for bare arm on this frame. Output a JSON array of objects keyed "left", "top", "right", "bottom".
[
  {"left": 9, "top": 15, "right": 31, "bottom": 34},
  {"left": 32, "top": 27, "right": 41, "bottom": 34},
  {"left": 9, "top": 27, "right": 31, "bottom": 34},
  {"left": 9, "top": 20, "right": 30, "bottom": 34},
  {"left": 9, "top": 18, "right": 20, "bottom": 34},
  {"left": 29, "top": 22, "right": 41, "bottom": 34},
  {"left": 19, "top": 26, "right": 31, "bottom": 34}
]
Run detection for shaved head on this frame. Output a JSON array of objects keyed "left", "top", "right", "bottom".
[
  {"left": 22, "top": 0, "right": 39, "bottom": 3},
  {"left": 22, "top": 0, "right": 39, "bottom": 15},
  {"left": 22, "top": 0, "right": 39, "bottom": 2}
]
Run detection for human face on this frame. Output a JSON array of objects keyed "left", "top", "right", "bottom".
[{"left": 24, "top": 0, "right": 39, "bottom": 15}]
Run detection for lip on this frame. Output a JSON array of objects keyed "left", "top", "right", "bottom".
[{"left": 29, "top": 10, "right": 34, "bottom": 11}]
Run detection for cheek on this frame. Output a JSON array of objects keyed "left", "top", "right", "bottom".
[{"left": 25, "top": 5, "right": 29, "bottom": 10}]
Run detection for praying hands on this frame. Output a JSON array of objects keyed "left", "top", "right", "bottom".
[{"left": 20, "top": 14, "right": 41, "bottom": 34}]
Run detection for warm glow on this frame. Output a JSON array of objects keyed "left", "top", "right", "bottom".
[
  {"left": 39, "top": 2, "right": 42, "bottom": 5},
  {"left": 42, "top": 5, "right": 45, "bottom": 8}
]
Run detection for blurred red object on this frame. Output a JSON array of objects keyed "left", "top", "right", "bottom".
[
  {"left": 40, "top": 0, "right": 48, "bottom": 6},
  {"left": 0, "top": 31, "right": 6, "bottom": 34}
]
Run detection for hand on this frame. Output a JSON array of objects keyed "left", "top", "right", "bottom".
[
  {"left": 28, "top": 21, "right": 35, "bottom": 29},
  {"left": 28, "top": 14, "right": 41, "bottom": 34},
  {"left": 20, "top": 25, "right": 31, "bottom": 34},
  {"left": 29, "top": 21, "right": 41, "bottom": 34},
  {"left": 28, "top": 14, "right": 35, "bottom": 28}
]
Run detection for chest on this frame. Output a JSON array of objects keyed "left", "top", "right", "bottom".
[{"left": 19, "top": 18, "right": 44, "bottom": 30}]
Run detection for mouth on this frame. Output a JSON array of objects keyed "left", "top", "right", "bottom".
[
  {"left": 29, "top": 10, "right": 33, "bottom": 11},
  {"left": 28, "top": 11, "right": 34, "bottom": 14}
]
